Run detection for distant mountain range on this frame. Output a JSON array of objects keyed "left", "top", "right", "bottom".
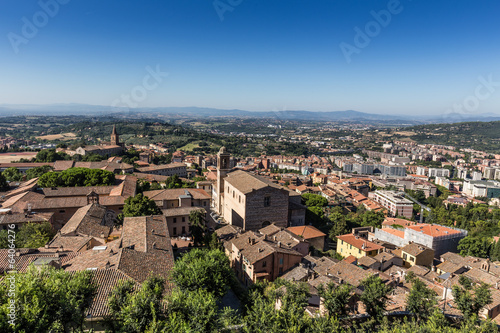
[{"left": 0, "top": 103, "right": 499, "bottom": 124}]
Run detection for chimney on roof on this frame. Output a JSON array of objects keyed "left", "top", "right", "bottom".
[
  {"left": 105, "top": 261, "right": 110, "bottom": 269},
  {"left": 278, "top": 241, "right": 281, "bottom": 248},
  {"left": 152, "top": 242, "right": 156, "bottom": 249}
]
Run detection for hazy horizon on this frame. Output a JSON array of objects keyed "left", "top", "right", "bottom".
[{"left": 1, "top": 1, "right": 499, "bottom": 116}]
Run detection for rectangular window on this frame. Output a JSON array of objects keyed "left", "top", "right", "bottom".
[
  {"left": 279, "top": 258, "right": 283, "bottom": 265},
  {"left": 403, "top": 253, "right": 407, "bottom": 260},
  {"left": 182, "top": 217, "right": 185, "bottom": 222},
  {"left": 410, "top": 256, "right": 415, "bottom": 262},
  {"left": 59, "top": 210, "right": 65, "bottom": 213},
  {"left": 173, "top": 227, "right": 177, "bottom": 236},
  {"left": 262, "top": 261, "right": 266, "bottom": 268},
  {"left": 182, "top": 226, "right": 186, "bottom": 234},
  {"left": 173, "top": 218, "right": 177, "bottom": 223},
  {"left": 264, "top": 196, "right": 271, "bottom": 207},
  {"left": 359, "top": 249, "right": 361, "bottom": 254},
  {"left": 279, "top": 267, "right": 283, "bottom": 275}
]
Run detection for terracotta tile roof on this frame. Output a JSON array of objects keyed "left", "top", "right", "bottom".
[
  {"left": 308, "top": 275, "right": 335, "bottom": 289},
  {"left": 47, "top": 235, "right": 93, "bottom": 252},
  {"left": 407, "top": 265, "right": 430, "bottom": 276},
  {"left": 0, "top": 249, "right": 80, "bottom": 273},
  {"left": 379, "top": 227, "right": 405, "bottom": 239},
  {"left": 60, "top": 204, "right": 115, "bottom": 238},
  {"left": 162, "top": 206, "right": 205, "bottom": 217},
  {"left": 401, "top": 243, "right": 433, "bottom": 257},
  {"left": 343, "top": 255, "right": 358, "bottom": 264},
  {"left": 382, "top": 217, "right": 415, "bottom": 227},
  {"left": 0, "top": 212, "right": 53, "bottom": 225},
  {"left": 406, "top": 224, "right": 462, "bottom": 237},
  {"left": 215, "top": 225, "right": 241, "bottom": 240},
  {"left": 287, "top": 225, "right": 326, "bottom": 240},
  {"left": 42, "top": 186, "right": 115, "bottom": 197},
  {"left": 137, "top": 162, "right": 186, "bottom": 173},
  {"left": 86, "top": 269, "right": 138, "bottom": 318},
  {"left": 358, "top": 256, "right": 378, "bottom": 267},
  {"left": 242, "top": 240, "right": 303, "bottom": 265},
  {"left": 65, "top": 216, "right": 175, "bottom": 289},
  {"left": 312, "top": 256, "right": 338, "bottom": 276},
  {"left": 281, "top": 265, "right": 311, "bottom": 282},
  {"left": 327, "top": 261, "right": 373, "bottom": 286},
  {"left": 143, "top": 188, "right": 210, "bottom": 201},
  {"left": 259, "top": 224, "right": 282, "bottom": 236},
  {"left": 436, "top": 261, "right": 463, "bottom": 274},
  {"left": 337, "top": 234, "right": 384, "bottom": 252},
  {"left": 225, "top": 170, "right": 285, "bottom": 194},
  {"left": 373, "top": 251, "right": 395, "bottom": 261}
]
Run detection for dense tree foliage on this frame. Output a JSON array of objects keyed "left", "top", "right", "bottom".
[
  {"left": 405, "top": 272, "right": 437, "bottom": 321},
  {"left": 2, "top": 167, "right": 23, "bottom": 182},
  {"left": 107, "top": 276, "right": 164, "bottom": 333},
  {"left": 0, "top": 266, "right": 96, "bottom": 333},
  {"left": 171, "top": 248, "right": 233, "bottom": 298},
  {"left": 25, "top": 165, "right": 53, "bottom": 180},
  {"left": 0, "top": 173, "right": 8, "bottom": 191},
  {"left": 317, "top": 282, "right": 353, "bottom": 318},
  {"left": 189, "top": 208, "right": 206, "bottom": 246},
  {"left": 38, "top": 167, "right": 115, "bottom": 187},
  {"left": 452, "top": 276, "right": 492, "bottom": 320},
  {"left": 121, "top": 193, "right": 161, "bottom": 219},
  {"left": 0, "top": 222, "right": 55, "bottom": 249},
  {"left": 359, "top": 275, "right": 392, "bottom": 322}
]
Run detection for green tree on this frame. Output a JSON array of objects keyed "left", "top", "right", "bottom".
[
  {"left": 162, "top": 288, "right": 221, "bottom": 333},
  {"left": 0, "top": 266, "right": 96, "bottom": 333},
  {"left": 189, "top": 208, "right": 206, "bottom": 246},
  {"left": 359, "top": 275, "right": 392, "bottom": 322},
  {"left": 452, "top": 276, "right": 492, "bottom": 319},
  {"left": 2, "top": 167, "right": 22, "bottom": 182},
  {"left": 317, "top": 282, "right": 353, "bottom": 318},
  {"left": 302, "top": 193, "right": 328, "bottom": 207},
  {"left": 15, "top": 222, "right": 55, "bottom": 248},
  {"left": 35, "top": 149, "right": 69, "bottom": 162},
  {"left": 171, "top": 248, "right": 233, "bottom": 299},
  {"left": 38, "top": 167, "right": 115, "bottom": 187},
  {"left": 457, "top": 236, "right": 491, "bottom": 258},
  {"left": 121, "top": 193, "right": 161, "bottom": 219},
  {"left": 405, "top": 272, "right": 437, "bottom": 321},
  {"left": 107, "top": 275, "right": 165, "bottom": 333},
  {"left": 25, "top": 165, "right": 53, "bottom": 180},
  {"left": 0, "top": 173, "right": 8, "bottom": 191},
  {"left": 165, "top": 174, "right": 183, "bottom": 189}
]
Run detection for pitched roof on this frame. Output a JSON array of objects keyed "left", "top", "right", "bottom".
[
  {"left": 60, "top": 204, "right": 115, "bottom": 238},
  {"left": 225, "top": 170, "right": 285, "bottom": 194},
  {"left": 259, "top": 223, "right": 282, "bottom": 236},
  {"left": 143, "top": 188, "right": 210, "bottom": 201},
  {"left": 401, "top": 243, "right": 433, "bottom": 257},
  {"left": 287, "top": 225, "right": 326, "bottom": 240},
  {"left": 327, "top": 260, "right": 373, "bottom": 286},
  {"left": 406, "top": 224, "right": 463, "bottom": 237},
  {"left": 65, "top": 216, "right": 175, "bottom": 289},
  {"left": 161, "top": 207, "right": 205, "bottom": 217},
  {"left": 336, "top": 234, "right": 384, "bottom": 252},
  {"left": 86, "top": 269, "right": 138, "bottom": 318}
]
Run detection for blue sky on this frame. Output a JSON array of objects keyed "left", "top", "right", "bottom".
[{"left": 0, "top": 0, "right": 499, "bottom": 115}]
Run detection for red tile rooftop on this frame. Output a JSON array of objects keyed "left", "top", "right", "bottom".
[
  {"left": 337, "top": 234, "right": 384, "bottom": 252},
  {"left": 380, "top": 228, "right": 405, "bottom": 239},
  {"left": 405, "top": 224, "right": 462, "bottom": 237}
]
